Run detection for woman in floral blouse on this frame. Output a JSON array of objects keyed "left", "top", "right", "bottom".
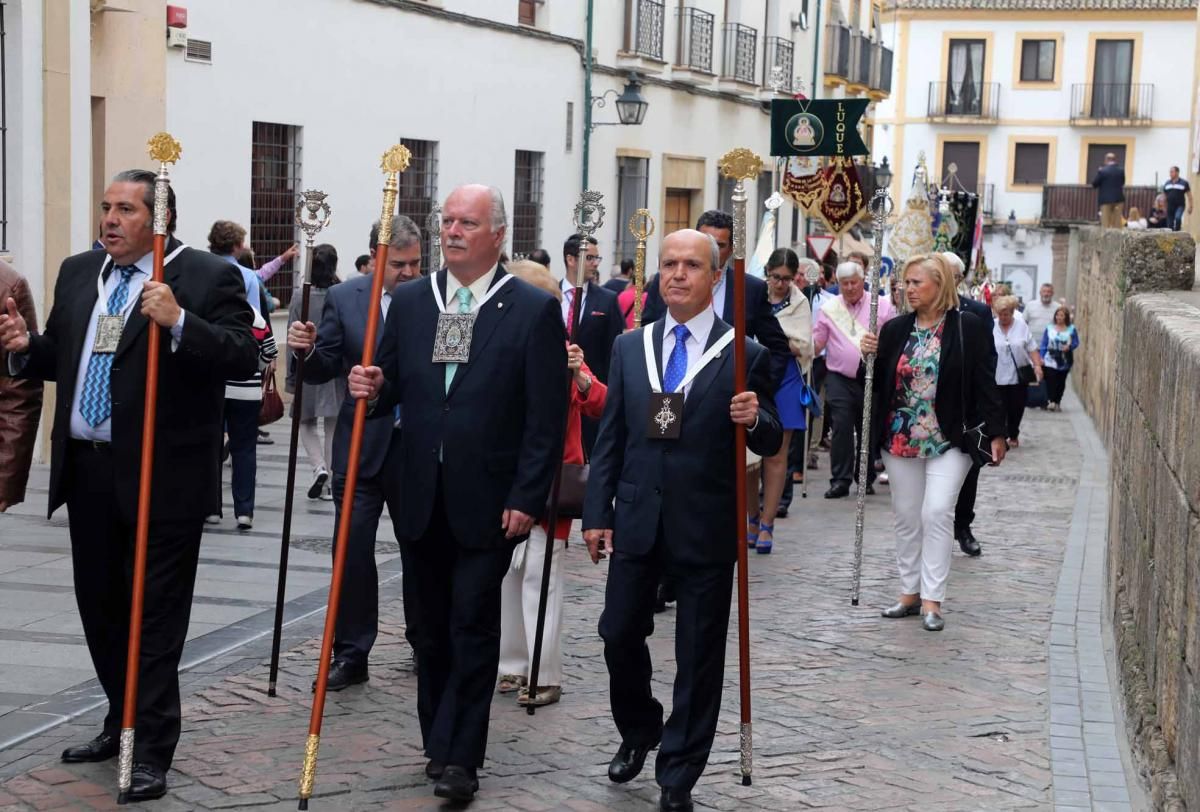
[{"left": 860, "top": 254, "right": 1005, "bottom": 631}]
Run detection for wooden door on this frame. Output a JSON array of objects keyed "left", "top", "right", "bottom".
[{"left": 664, "top": 189, "right": 692, "bottom": 235}]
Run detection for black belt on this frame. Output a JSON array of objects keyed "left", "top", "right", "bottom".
[{"left": 68, "top": 438, "right": 112, "bottom": 453}]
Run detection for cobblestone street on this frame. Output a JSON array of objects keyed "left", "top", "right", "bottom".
[{"left": 0, "top": 394, "right": 1135, "bottom": 811}]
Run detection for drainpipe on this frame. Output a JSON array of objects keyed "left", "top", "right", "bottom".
[{"left": 581, "top": 0, "right": 594, "bottom": 192}]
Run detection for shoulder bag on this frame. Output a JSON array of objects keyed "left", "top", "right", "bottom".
[{"left": 957, "top": 316, "right": 995, "bottom": 467}]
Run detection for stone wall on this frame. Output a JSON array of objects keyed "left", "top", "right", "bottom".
[{"left": 1069, "top": 226, "right": 1197, "bottom": 810}]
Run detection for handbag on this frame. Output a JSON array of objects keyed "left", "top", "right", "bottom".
[
  {"left": 258, "top": 361, "right": 285, "bottom": 426},
  {"left": 547, "top": 463, "right": 589, "bottom": 520},
  {"left": 1007, "top": 344, "right": 1037, "bottom": 386},
  {"left": 957, "top": 317, "right": 994, "bottom": 467}
]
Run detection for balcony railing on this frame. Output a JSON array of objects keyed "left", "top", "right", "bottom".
[
  {"left": 763, "top": 36, "right": 793, "bottom": 89},
  {"left": 927, "top": 81, "right": 1000, "bottom": 121},
  {"left": 1069, "top": 83, "right": 1154, "bottom": 125},
  {"left": 850, "top": 33, "right": 873, "bottom": 86},
  {"left": 872, "top": 44, "right": 893, "bottom": 95},
  {"left": 721, "top": 22, "right": 757, "bottom": 84},
  {"left": 1040, "top": 184, "right": 1160, "bottom": 226},
  {"left": 825, "top": 22, "right": 851, "bottom": 79},
  {"left": 676, "top": 7, "right": 714, "bottom": 73},
  {"left": 977, "top": 182, "right": 995, "bottom": 219},
  {"left": 624, "top": 0, "right": 665, "bottom": 61}
]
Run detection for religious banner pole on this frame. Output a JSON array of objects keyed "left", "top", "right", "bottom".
[
  {"left": 527, "top": 191, "right": 606, "bottom": 715},
  {"left": 116, "top": 132, "right": 181, "bottom": 805},
  {"left": 297, "top": 145, "right": 409, "bottom": 810},
  {"left": 628, "top": 208, "right": 654, "bottom": 328},
  {"left": 719, "top": 147, "right": 761, "bottom": 787},
  {"left": 268, "top": 190, "right": 332, "bottom": 697},
  {"left": 849, "top": 185, "right": 893, "bottom": 606}
]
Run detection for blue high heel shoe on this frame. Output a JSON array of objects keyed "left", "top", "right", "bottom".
[{"left": 756, "top": 522, "right": 774, "bottom": 554}]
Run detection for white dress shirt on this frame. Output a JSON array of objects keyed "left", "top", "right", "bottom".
[
  {"left": 560, "top": 276, "right": 587, "bottom": 326},
  {"left": 661, "top": 306, "right": 716, "bottom": 399},
  {"left": 993, "top": 318, "right": 1038, "bottom": 386},
  {"left": 381, "top": 289, "right": 392, "bottom": 320},
  {"left": 445, "top": 264, "right": 499, "bottom": 313}
]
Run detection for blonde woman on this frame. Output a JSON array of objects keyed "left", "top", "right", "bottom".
[
  {"left": 992, "top": 295, "right": 1043, "bottom": 448},
  {"left": 860, "top": 254, "right": 1006, "bottom": 631}
]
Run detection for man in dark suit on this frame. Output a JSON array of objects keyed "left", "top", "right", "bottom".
[
  {"left": 583, "top": 229, "right": 782, "bottom": 812},
  {"left": 0, "top": 170, "right": 256, "bottom": 801},
  {"left": 1091, "top": 152, "right": 1126, "bottom": 228},
  {"left": 604, "top": 258, "right": 634, "bottom": 293},
  {"left": 349, "top": 185, "right": 567, "bottom": 803},
  {"left": 560, "top": 233, "right": 625, "bottom": 453},
  {"left": 287, "top": 214, "right": 424, "bottom": 690}
]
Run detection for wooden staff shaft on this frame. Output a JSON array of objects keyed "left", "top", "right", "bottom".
[{"left": 732, "top": 251, "right": 753, "bottom": 787}]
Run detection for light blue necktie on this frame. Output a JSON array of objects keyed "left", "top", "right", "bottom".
[
  {"left": 79, "top": 265, "right": 136, "bottom": 427},
  {"left": 444, "top": 286, "right": 473, "bottom": 393},
  {"left": 663, "top": 324, "right": 690, "bottom": 393}
]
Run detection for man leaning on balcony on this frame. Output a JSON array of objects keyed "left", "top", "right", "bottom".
[{"left": 1091, "top": 153, "right": 1126, "bottom": 229}]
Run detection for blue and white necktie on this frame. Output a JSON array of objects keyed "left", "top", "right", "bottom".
[
  {"left": 444, "top": 286, "right": 473, "bottom": 393},
  {"left": 79, "top": 265, "right": 136, "bottom": 427},
  {"left": 663, "top": 324, "right": 690, "bottom": 393}
]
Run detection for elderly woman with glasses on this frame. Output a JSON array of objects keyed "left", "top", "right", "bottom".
[
  {"left": 746, "top": 248, "right": 813, "bottom": 553},
  {"left": 859, "top": 254, "right": 1006, "bottom": 631}
]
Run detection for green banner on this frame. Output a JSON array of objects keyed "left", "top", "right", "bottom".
[{"left": 770, "top": 98, "right": 870, "bottom": 158}]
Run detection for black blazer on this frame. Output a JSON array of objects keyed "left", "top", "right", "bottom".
[
  {"left": 17, "top": 243, "right": 257, "bottom": 522},
  {"left": 571, "top": 280, "right": 625, "bottom": 385},
  {"left": 582, "top": 318, "right": 782, "bottom": 567},
  {"left": 870, "top": 308, "right": 1004, "bottom": 454},
  {"left": 1091, "top": 164, "right": 1126, "bottom": 205},
  {"left": 373, "top": 267, "right": 568, "bottom": 548},
  {"left": 641, "top": 270, "right": 791, "bottom": 387},
  {"left": 303, "top": 273, "right": 397, "bottom": 479}
]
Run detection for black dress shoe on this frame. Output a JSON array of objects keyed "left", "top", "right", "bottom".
[
  {"left": 61, "top": 732, "right": 118, "bottom": 763},
  {"left": 957, "top": 530, "right": 982, "bottom": 557},
  {"left": 660, "top": 786, "right": 694, "bottom": 812},
  {"left": 608, "top": 737, "right": 660, "bottom": 784},
  {"left": 865, "top": 483, "right": 876, "bottom": 495},
  {"left": 312, "top": 660, "right": 368, "bottom": 692},
  {"left": 824, "top": 484, "right": 850, "bottom": 499},
  {"left": 880, "top": 601, "right": 922, "bottom": 619},
  {"left": 433, "top": 765, "right": 478, "bottom": 802},
  {"left": 425, "top": 760, "right": 445, "bottom": 780},
  {"left": 127, "top": 762, "right": 167, "bottom": 802},
  {"left": 653, "top": 582, "right": 675, "bottom": 614}
]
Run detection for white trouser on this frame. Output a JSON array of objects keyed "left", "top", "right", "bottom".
[
  {"left": 498, "top": 525, "right": 566, "bottom": 685},
  {"left": 882, "top": 449, "right": 973, "bottom": 603},
  {"left": 299, "top": 417, "right": 335, "bottom": 474}
]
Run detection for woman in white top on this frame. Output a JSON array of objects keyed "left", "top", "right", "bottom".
[
  {"left": 992, "top": 295, "right": 1043, "bottom": 448},
  {"left": 1125, "top": 206, "right": 1148, "bottom": 230}
]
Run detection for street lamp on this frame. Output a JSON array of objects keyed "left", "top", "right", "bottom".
[
  {"left": 1005, "top": 210, "right": 1019, "bottom": 238},
  {"left": 872, "top": 157, "right": 893, "bottom": 194},
  {"left": 591, "top": 72, "right": 648, "bottom": 131}
]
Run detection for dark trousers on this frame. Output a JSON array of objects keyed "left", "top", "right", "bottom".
[
  {"left": 600, "top": 532, "right": 735, "bottom": 792},
  {"left": 224, "top": 399, "right": 260, "bottom": 517},
  {"left": 998, "top": 384, "right": 1028, "bottom": 440},
  {"left": 1044, "top": 367, "right": 1070, "bottom": 404},
  {"left": 954, "top": 462, "right": 982, "bottom": 538},
  {"left": 65, "top": 442, "right": 203, "bottom": 770},
  {"left": 825, "top": 371, "right": 875, "bottom": 487},
  {"left": 400, "top": 480, "right": 514, "bottom": 767}
]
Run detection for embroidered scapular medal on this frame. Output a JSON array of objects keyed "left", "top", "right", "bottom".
[
  {"left": 641, "top": 324, "right": 736, "bottom": 440},
  {"left": 92, "top": 315, "right": 124, "bottom": 354},
  {"left": 432, "top": 313, "right": 474, "bottom": 363},
  {"left": 647, "top": 393, "right": 683, "bottom": 439}
]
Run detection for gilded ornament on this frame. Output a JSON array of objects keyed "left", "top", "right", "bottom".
[
  {"left": 380, "top": 144, "right": 412, "bottom": 174},
  {"left": 628, "top": 208, "right": 655, "bottom": 241},
  {"left": 718, "top": 148, "right": 762, "bottom": 182},
  {"left": 146, "top": 132, "right": 182, "bottom": 164}
]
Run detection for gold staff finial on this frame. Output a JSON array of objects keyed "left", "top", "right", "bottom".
[
  {"left": 628, "top": 208, "right": 656, "bottom": 328},
  {"left": 719, "top": 148, "right": 764, "bottom": 260},
  {"left": 377, "top": 145, "right": 411, "bottom": 245},
  {"left": 147, "top": 132, "right": 182, "bottom": 165}
]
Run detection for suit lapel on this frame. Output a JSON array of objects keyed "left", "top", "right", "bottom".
[
  {"left": 684, "top": 320, "right": 732, "bottom": 416},
  {"left": 115, "top": 239, "right": 183, "bottom": 361},
  {"left": 722, "top": 269, "right": 735, "bottom": 320},
  {"left": 62, "top": 255, "right": 107, "bottom": 397},
  {"left": 651, "top": 319, "right": 665, "bottom": 383},
  {"left": 446, "top": 267, "right": 515, "bottom": 397},
  {"left": 357, "top": 278, "right": 382, "bottom": 351}
]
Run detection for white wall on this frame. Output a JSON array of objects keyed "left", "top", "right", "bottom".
[{"left": 6, "top": 0, "right": 46, "bottom": 307}]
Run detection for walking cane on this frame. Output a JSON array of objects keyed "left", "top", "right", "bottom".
[
  {"left": 849, "top": 187, "right": 893, "bottom": 606},
  {"left": 297, "top": 145, "right": 409, "bottom": 810},
  {"left": 629, "top": 208, "right": 654, "bottom": 328},
  {"left": 268, "top": 191, "right": 332, "bottom": 697},
  {"left": 115, "top": 132, "right": 181, "bottom": 805},
  {"left": 799, "top": 361, "right": 810, "bottom": 500},
  {"left": 527, "top": 192, "right": 606, "bottom": 715},
  {"left": 720, "top": 147, "right": 760, "bottom": 787}
]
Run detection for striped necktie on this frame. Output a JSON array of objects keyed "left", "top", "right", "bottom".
[{"left": 79, "top": 265, "right": 136, "bottom": 427}]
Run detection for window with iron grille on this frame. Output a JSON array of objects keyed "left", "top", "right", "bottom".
[
  {"left": 250, "top": 122, "right": 302, "bottom": 306},
  {"left": 721, "top": 23, "right": 758, "bottom": 84},
  {"left": 513, "top": 150, "right": 544, "bottom": 257},
  {"left": 614, "top": 157, "right": 649, "bottom": 263},
  {"left": 0, "top": 1, "right": 8, "bottom": 251},
  {"left": 1013, "top": 142, "right": 1049, "bottom": 185},
  {"left": 397, "top": 138, "right": 439, "bottom": 272}
]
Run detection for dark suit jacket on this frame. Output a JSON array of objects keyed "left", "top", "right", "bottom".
[
  {"left": 17, "top": 242, "right": 257, "bottom": 523},
  {"left": 571, "top": 280, "right": 625, "bottom": 385},
  {"left": 870, "top": 308, "right": 1005, "bottom": 455},
  {"left": 1091, "top": 164, "right": 1126, "bottom": 205},
  {"left": 602, "top": 278, "right": 629, "bottom": 294},
  {"left": 373, "top": 266, "right": 568, "bottom": 547},
  {"left": 303, "top": 273, "right": 396, "bottom": 478},
  {"left": 582, "top": 318, "right": 782, "bottom": 567},
  {"left": 641, "top": 270, "right": 791, "bottom": 387}
]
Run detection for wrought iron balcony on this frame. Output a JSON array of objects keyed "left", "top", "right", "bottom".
[
  {"left": 871, "top": 44, "right": 893, "bottom": 95},
  {"left": 824, "top": 22, "right": 851, "bottom": 80},
  {"left": 763, "top": 36, "right": 793, "bottom": 89},
  {"left": 721, "top": 22, "right": 758, "bottom": 85},
  {"left": 850, "top": 33, "right": 873, "bottom": 86},
  {"left": 623, "top": 0, "right": 665, "bottom": 61},
  {"left": 1069, "top": 84, "right": 1153, "bottom": 125},
  {"left": 927, "top": 81, "right": 1000, "bottom": 121},
  {"left": 675, "top": 6, "right": 714, "bottom": 74},
  {"left": 1041, "top": 184, "right": 1160, "bottom": 226}
]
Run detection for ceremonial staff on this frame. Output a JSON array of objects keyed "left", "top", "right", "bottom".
[
  {"left": 526, "top": 190, "right": 605, "bottom": 715},
  {"left": 849, "top": 186, "right": 893, "bottom": 606},
  {"left": 628, "top": 208, "right": 654, "bottom": 328},
  {"left": 297, "top": 145, "right": 410, "bottom": 810},
  {"left": 427, "top": 205, "right": 442, "bottom": 270},
  {"left": 268, "top": 191, "right": 332, "bottom": 697},
  {"left": 116, "top": 132, "right": 181, "bottom": 805},
  {"left": 719, "top": 147, "right": 760, "bottom": 787}
]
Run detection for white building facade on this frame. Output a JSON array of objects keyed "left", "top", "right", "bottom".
[{"left": 875, "top": 0, "right": 1197, "bottom": 301}]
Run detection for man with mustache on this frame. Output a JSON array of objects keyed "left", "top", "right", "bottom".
[
  {"left": 0, "top": 170, "right": 256, "bottom": 801},
  {"left": 348, "top": 185, "right": 567, "bottom": 803},
  {"left": 287, "top": 214, "right": 424, "bottom": 691}
]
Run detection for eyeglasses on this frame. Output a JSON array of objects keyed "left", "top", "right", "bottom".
[
  {"left": 586, "top": 255, "right": 603, "bottom": 264},
  {"left": 766, "top": 273, "right": 795, "bottom": 283}
]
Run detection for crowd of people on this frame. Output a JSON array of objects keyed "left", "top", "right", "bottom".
[{"left": 0, "top": 172, "right": 1084, "bottom": 810}]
